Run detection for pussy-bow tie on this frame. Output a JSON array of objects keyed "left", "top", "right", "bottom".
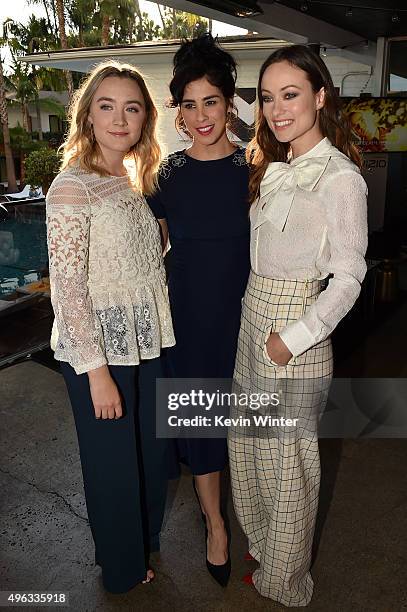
[{"left": 252, "top": 155, "right": 332, "bottom": 232}]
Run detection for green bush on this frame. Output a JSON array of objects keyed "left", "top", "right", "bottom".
[{"left": 25, "top": 147, "right": 61, "bottom": 194}]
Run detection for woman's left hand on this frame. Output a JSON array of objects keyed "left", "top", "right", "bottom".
[{"left": 266, "top": 333, "right": 293, "bottom": 366}]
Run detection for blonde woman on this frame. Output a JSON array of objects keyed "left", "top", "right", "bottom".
[{"left": 46, "top": 61, "right": 175, "bottom": 593}]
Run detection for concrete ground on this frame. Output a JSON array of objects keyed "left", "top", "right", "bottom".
[{"left": 1, "top": 359, "right": 407, "bottom": 612}]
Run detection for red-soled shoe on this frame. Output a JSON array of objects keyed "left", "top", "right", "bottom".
[
  {"left": 244, "top": 552, "right": 255, "bottom": 561},
  {"left": 242, "top": 572, "right": 254, "bottom": 585}
]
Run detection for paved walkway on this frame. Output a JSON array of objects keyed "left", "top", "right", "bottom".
[{"left": 1, "top": 361, "right": 406, "bottom": 611}]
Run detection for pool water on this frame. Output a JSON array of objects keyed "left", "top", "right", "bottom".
[{"left": 0, "top": 205, "right": 48, "bottom": 296}]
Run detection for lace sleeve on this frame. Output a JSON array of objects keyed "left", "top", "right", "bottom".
[{"left": 46, "top": 174, "right": 107, "bottom": 374}]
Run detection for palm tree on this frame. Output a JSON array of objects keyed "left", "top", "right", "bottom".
[
  {"left": 5, "top": 63, "right": 65, "bottom": 141},
  {"left": 98, "top": 0, "right": 114, "bottom": 45},
  {"left": 134, "top": 0, "right": 144, "bottom": 41},
  {"left": 161, "top": 8, "right": 208, "bottom": 40},
  {"left": 26, "top": 0, "right": 58, "bottom": 39},
  {"left": 68, "top": 0, "right": 96, "bottom": 47},
  {"left": 97, "top": 0, "right": 140, "bottom": 46},
  {"left": 31, "top": 69, "right": 66, "bottom": 139},
  {"left": 4, "top": 14, "right": 58, "bottom": 54},
  {"left": 3, "top": 17, "right": 66, "bottom": 139},
  {"left": 183, "top": 12, "right": 207, "bottom": 37},
  {"left": 5, "top": 59, "right": 36, "bottom": 132},
  {"left": 172, "top": 8, "right": 177, "bottom": 39},
  {"left": 157, "top": 4, "right": 165, "bottom": 29},
  {"left": 55, "top": 0, "right": 74, "bottom": 100},
  {"left": 0, "top": 53, "right": 18, "bottom": 193}
]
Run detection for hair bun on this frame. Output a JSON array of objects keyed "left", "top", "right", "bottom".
[
  {"left": 173, "top": 33, "right": 237, "bottom": 82},
  {"left": 169, "top": 33, "right": 237, "bottom": 106}
]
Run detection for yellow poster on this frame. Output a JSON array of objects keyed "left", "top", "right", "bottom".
[{"left": 342, "top": 98, "right": 407, "bottom": 152}]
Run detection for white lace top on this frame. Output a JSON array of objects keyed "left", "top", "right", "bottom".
[
  {"left": 46, "top": 165, "right": 175, "bottom": 375},
  {"left": 251, "top": 138, "right": 368, "bottom": 358}
]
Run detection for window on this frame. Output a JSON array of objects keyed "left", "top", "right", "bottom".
[
  {"left": 49, "top": 115, "right": 62, "bottom": 132},
  {"left": 387, "top": 38, "right": 407, "bottom": 96}
]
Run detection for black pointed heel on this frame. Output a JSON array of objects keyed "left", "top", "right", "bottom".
[
  {"left": 205, "top": 525, "right": 231, "bottom": 588},
  {"left": 192, "top": 478, "right": 231, "bottom": 587}
]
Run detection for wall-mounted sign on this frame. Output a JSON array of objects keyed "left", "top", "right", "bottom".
[{"left": 342, "top": 98, "right": 407, "bottom": 152}]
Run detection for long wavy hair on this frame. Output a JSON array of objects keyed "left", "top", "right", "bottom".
[
  {"left": 247, "top": 45, "right": 362, "bottom": 203},
  {"left": 60, "top": 61, "right": 161, "bottom": 195}
]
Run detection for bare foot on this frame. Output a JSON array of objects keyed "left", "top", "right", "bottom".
[
  {"left": 142, "top": 568, "right": 155, "bottom": 584},
  {"left": 206, "top": 522, "right": 228, "bottom": 566}
]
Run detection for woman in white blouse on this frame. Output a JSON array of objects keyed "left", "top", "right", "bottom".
[
  {"left": 46, "top": 61, "right": 175, "bottom": 593},
  {"left": 228, "top": 45, "right": 368, "bottom": 606}
]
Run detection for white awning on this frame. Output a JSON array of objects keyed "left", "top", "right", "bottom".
[{"left": 20, "top": 37, "right": 292, "bottom": 73}]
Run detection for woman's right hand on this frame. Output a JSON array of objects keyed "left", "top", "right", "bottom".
[{"left": 88, "top": 365, "right": 123, "bottom": 419}]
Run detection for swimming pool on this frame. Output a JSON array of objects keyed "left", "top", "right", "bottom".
[{"left": 0, "top": 204, "right": 48, "bottom": 296}]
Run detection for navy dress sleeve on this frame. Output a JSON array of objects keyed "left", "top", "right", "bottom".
[{"left": 147, "top": 174, "right": 166, "bottom": 219}]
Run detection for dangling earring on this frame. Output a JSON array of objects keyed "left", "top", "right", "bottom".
[
  {"left": 89, "top": 123, "right": 95, "bottom": 143},
  {"left": 178, "top": 115, "right": 187, "bottom": 131},
  {"left": 177, "top": 114, "right": 191, "bottom": 139},
  {"left": 227, "top": 107, "right": 237, "bottom": 126}
]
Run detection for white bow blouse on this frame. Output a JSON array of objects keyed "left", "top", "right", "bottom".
[{"left": 250, "top": 137, "right": 368, "bottom": 358}]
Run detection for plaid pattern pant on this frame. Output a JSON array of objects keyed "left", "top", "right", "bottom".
[{"left": 228, "top": 271, "right": 333, "bottom": 607}]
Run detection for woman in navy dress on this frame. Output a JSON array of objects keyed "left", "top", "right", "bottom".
[{"left": 148, "top": 34, "right": 250, "bottom": 586}]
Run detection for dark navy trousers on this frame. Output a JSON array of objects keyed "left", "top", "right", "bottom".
[{"left": 61, "top": 358, "right": 168, "bottom": 594}]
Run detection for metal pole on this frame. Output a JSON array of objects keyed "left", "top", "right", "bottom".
[{"left": 373, "top": 37, "right": 388, "bottom": 96}]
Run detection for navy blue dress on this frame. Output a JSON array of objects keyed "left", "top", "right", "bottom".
[{"left": 147, "top": 147, "right": 250, "bottom": 475}]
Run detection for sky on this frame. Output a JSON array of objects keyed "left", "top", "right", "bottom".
[{"left": 0, "top": 0, "right": 246, "bottom": 39}]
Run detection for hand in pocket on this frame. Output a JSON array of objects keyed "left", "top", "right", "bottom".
[{"left": 265, "top": 332, "right": 293, "bottom": 366}]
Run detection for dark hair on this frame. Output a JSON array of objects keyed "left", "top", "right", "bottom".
[
  {"left": 170, "top": 33, "right": 237, "bottom": 104},
  {"left": 169, "top": 33, "right": 237, "bottom": 136},
  {"left": 247, "top": 44, "right": 362, "bottom": 203}
]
